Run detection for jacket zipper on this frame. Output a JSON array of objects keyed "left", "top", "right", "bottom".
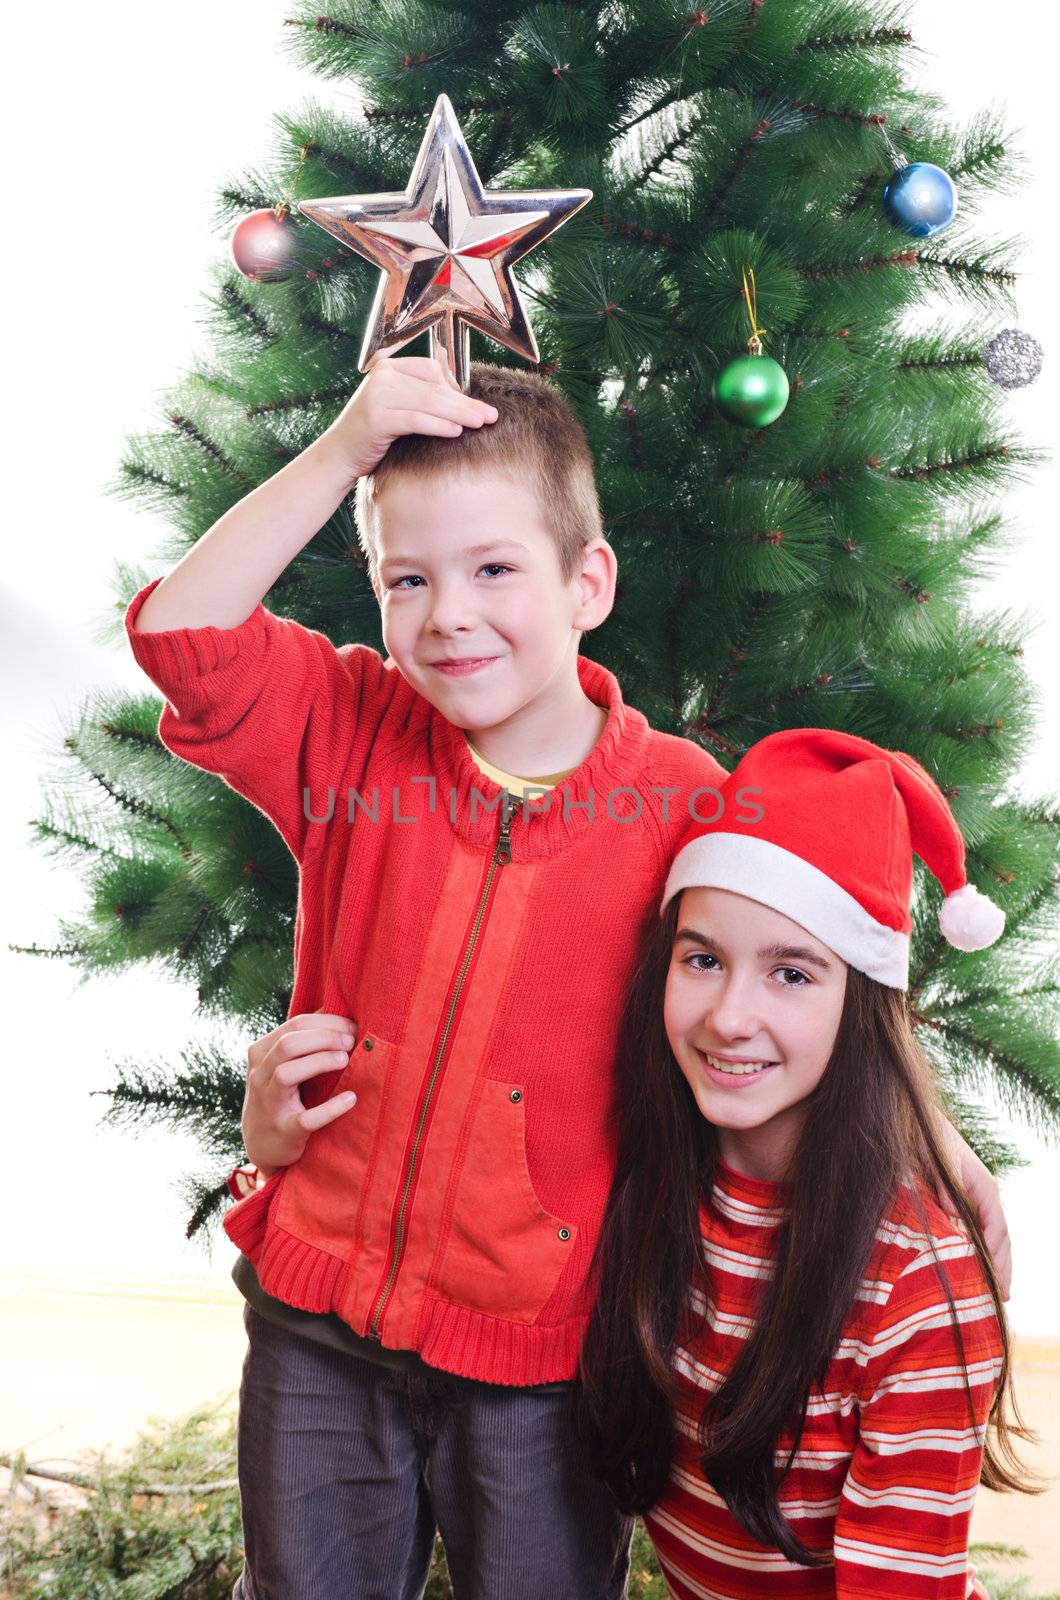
[{"left": 367, "top": 805, "right": 513, "bottom": 1341}]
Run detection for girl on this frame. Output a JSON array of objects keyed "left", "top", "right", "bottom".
[{"left": 577, "top": 728, "right": 1035, "bottom": 1599}]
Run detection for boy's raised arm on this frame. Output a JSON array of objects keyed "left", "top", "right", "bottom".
[
  {"left": 132, "top": 355, "right": 497, "bottom": 634},
  {"left": 133, "top": 431, "right": 360, "bottom": 633},
  {"left": 125, "top": 356, "right": 497, "bottom": 864}
]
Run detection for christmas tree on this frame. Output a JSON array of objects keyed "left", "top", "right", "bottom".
[{"left": 21, "top": 0, "right": 1058, "bottom": 1237}]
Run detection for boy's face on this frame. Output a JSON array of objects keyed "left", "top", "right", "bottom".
[{"left": 371, "top": 468, "right": 611, "bottom": 735}]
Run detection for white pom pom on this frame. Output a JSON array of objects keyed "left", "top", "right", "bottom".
[{"left": 938, "top": 884, "right": 1006, "bottom": 951}]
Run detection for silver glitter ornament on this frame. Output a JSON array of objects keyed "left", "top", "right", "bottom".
[
  {"left": 983, "top": 328, "right": 1044, "bottom": 390},
  {"left": 298, "top": 94, "right": 591, "bottom": 391}
]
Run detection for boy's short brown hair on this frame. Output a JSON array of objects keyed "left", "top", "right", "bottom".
[{"left": 353, "top": 361, "right": 604, "bottom": 586}]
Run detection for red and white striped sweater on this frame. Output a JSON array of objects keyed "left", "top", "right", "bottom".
[{"left": 644, "top": 1160, "right": 1002, "bottom": 1600}]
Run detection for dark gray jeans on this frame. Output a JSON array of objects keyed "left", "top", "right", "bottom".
[{"left": 232, "top": 1305, "right": 633, "bottom": 1600}]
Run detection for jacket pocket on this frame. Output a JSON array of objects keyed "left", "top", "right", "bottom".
[
  {"left": 273, "top": 1029, "right": 395, "bottom": 1259},
  {"left": 430, "top": 1080, "right": 577, "bottom": 1322}
]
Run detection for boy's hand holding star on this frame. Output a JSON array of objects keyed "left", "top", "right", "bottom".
[{"left": 320, "top": 355, "right": 498, "bottom": 486}]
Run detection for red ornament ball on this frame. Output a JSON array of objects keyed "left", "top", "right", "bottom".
[{"left": 230, "top": 208, "right": 299, "bottom": 283}]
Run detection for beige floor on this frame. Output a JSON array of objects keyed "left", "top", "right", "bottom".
[
  {"left": 1, "top": 1275, "right": 247, "bottom": 1466},
  {"left": 969, "top": 1342, "right": 1060, "bottom": 1592},
  {"left": 2, "top": 1279, "right": 1058, "bottom": 1589}
]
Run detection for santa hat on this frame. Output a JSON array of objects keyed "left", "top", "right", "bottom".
[{"left": 661, "top": 729, "right": 1005, "bottom": 989}]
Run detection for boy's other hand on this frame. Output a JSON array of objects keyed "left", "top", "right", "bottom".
[
  {"left": 933, "top": 1113, "right": 1013, "bottom": 1300},
  {"left": 242, "top": 1012, "right": 360, "bottom": 1175},
  {"left": 320, "top": 355, "right": 498, "bottom": 482}
]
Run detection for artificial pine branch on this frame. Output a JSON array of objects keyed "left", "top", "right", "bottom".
[
  {"left": 702, "top": 117, "right": 774, "bottom": 224},
  {"left": 891, "top": 445, "right": 1011, "bottom": 480},
  {"left": 916, "top": 251, "right": 1018, "bottom": 288},
  {"left": 991, "top": 875, "right": 1060, "bottom": 944},
  {"left": 166, "top": 413, "right": 247, "bottom": 481},
  {"left": 217, "top": 281, "right": 276, "bottom": 344},
  {"left": 932, "top": 1086, "right": 1022, "bottom": 1174},
  {"left": 116, "top": 460, "right": 188, "bottom": 497},
  {"left": 931, "top": 1017, "right": 1060, "bottom": 1128},
  {"left": 292, "top": 15, "right": 365, "bottom": 40},
  {"left": 952, "top": 138, "right": 1007, "bottom": 181},
  {"left": 0, "top": 1452, "right": 238, "bottom": 1497},
  {"left": 28, "top": 819, "right": 122, "bottom": 862},
  {"left": 793, "top": 101, "right": 890, "bottom": 126},
  {"left": 955, "top": 978, "right": 1060, "bottom": 1013},
  {"left": 792, "top": 248, "right": 918, "bottom": 278},
  {"left": 360, "top": 98, "right": 508, "bottom": 125},
  {"left": 7, "top": 939, "right": 84, "bottom": 961},
  {"left": 64, "top": 753, "right": 192, "bottom": 858},
  {"left": 298, "top": 308, "right": 361, "bottom": 342},
  {"left": 100, "top": 1045, "right": 246, "bottom": 1159},
  {"left": 245, "top": 382, "right": 351, "bottom": 418},
  {"left": 615, "top": 86, "right": 697, "bottom": 139},
  {"left": 598, "top": 210, "right": 681, "bottom": 251},
  {"left": 183, "top": 1175, "right": 239, "bottom": 1240},
  {"left": 898, "top": 347, "right": 982, "bottom": 372},
  {"left": 795, "top": 28, "right": 913, "bottom": 52},
  {"left": 476, "top": 107, "right": 515, "bottom": 184}
]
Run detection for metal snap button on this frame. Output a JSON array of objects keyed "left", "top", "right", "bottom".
[
  {"left": 363, "top": 1038, "right": 374, "bottom": 1051},
  {"left": 509, "top": 1088, "right": 522, "bottom": 1102},
  {"left": 557, "top": 1227, "right": 571, "bottom": 1242}
]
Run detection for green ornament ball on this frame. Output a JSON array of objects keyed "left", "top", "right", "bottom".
[{"left": 712, "top": 353, "right": 790, "bottom": 428}]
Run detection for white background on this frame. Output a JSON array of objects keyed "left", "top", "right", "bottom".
[{"left": 2, "top": 2, "right": 1056, "bottom": 1329}]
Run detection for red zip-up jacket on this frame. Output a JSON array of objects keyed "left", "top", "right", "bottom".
[{"left": 125, "top": 576, "right": 727, "bottom": 1385}]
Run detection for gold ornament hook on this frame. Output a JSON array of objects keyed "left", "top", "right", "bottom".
[{"left": 742, "top": 266, "right": 768, "bottom": 356}]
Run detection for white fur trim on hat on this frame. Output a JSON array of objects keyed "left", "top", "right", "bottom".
[
  {"left": 661, "top": 832, "right": 910, "bottom": 988},
  {"left": 938, "top": 883, "right": 1006, "bottom": 951}
]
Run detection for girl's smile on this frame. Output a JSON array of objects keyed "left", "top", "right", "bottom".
[{"left": 694, "top": 1049, "right": 781, "bottom": 1086}]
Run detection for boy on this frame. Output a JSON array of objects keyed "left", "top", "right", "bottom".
[{"left": 126, "top": 355, "right": 1007, "bottom": 1600}]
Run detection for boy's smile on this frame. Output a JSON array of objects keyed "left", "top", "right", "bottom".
[
  {"left": 371, "top": 468, "right": 616, "bottom": 774},
  {"left": 429, "top": 655, "right": 501, "bottom": 675}
]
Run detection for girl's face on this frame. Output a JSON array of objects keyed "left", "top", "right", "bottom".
[{"left": 664, "top": 887, "right": 848, "bottom": 1177}]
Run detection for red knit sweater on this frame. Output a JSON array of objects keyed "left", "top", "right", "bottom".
[
  {"left": 125, "top": 577, "right": 727, "bottom": 1385},
  {"left": 646, "top": 1162, "right": 1002, "bottom": 1599}
]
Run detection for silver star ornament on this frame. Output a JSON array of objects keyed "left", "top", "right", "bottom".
[{"left": 298, "top": 94, "right": 591, "bottom": 390}]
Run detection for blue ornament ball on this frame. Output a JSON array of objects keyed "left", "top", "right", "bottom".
[{"left": 881, "top": 162, "right": 957, "bottom": 238}]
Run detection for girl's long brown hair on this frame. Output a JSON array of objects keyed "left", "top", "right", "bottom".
[{"left": 575, "top": 897, "right": 1036, "bottom": 1565}]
